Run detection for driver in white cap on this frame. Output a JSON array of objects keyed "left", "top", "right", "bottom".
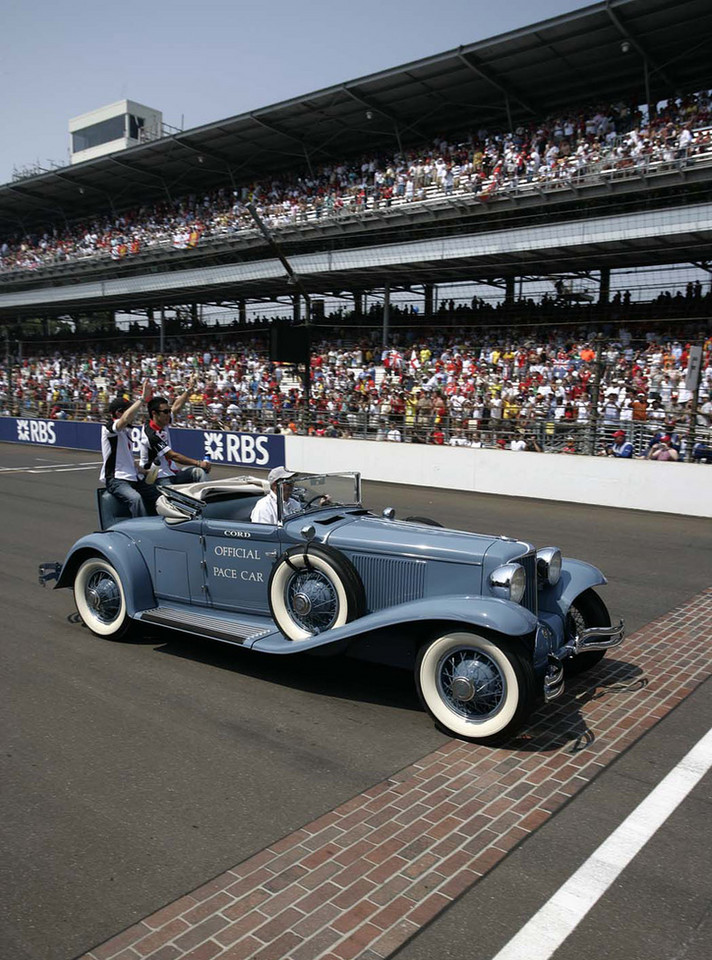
[{"left": 250, "top": 466, "right": 300, "bottom": 524}]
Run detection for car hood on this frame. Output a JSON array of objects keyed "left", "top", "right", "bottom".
[{"left": 308, "top": 513, "right": 533, "bottom": 566}]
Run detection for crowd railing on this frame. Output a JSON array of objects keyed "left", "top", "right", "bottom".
[{"left": 4, "top": 397, "right": 710, "bottom": 461}]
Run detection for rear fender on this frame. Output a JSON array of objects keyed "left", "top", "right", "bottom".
[
  {"left": 55, "top": 532, "right": 155, "bottom": 616},
  {"left": 539, "top": 558, "right": 607, "bottom": 621}
]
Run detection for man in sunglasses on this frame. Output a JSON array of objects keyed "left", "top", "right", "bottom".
[{"left": 139, "top": 389, "right": 211, "bottom": 487}]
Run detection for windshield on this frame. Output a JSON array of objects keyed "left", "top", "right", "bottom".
[{"left": 278, "top": 472, "right": 361, "bottom": 522}]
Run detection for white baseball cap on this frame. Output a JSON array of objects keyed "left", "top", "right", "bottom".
[{"left": 268, "top": 466, "right": 296, "bottom": 483}]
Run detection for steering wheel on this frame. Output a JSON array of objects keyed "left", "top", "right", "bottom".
[{"left": 303, "top": 493, "right": 331, "bottom": 508}]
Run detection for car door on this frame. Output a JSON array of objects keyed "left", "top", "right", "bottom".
[
  {"left": 150, "top": 519, "right": 207, "bottom": 606},
  {"left": 201, "top": 517, "right": 281, "bottom": 614}
]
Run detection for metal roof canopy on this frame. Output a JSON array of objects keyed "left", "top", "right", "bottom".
[{"left": 2, "top": 0, "right": 711, "bottom": 235}]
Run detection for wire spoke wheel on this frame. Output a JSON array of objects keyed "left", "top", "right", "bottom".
[
  {"left": 417, "top": 631, "right": 534, "bottom": 743},
  {"left": 438, "top": 647, "right": 506, "bottom": 720},
  {"left": 73, "top": 557, "right": 131, "bottom": 639},
  {"left": 565, "top": 604, "right": 587, "bottom": 642},
  {"left": 85, "top": 570, "right": 122, "bottom": 624},
  {"left": 269, "top": 544, "right": 366, "bottom": 642},
  {"left": 286, "top": 569, "right": 339, "bottom": 634}
]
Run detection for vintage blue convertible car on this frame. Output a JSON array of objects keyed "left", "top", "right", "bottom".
[{"left": 40, "top": 472, "right": 624, "bottom": 744}]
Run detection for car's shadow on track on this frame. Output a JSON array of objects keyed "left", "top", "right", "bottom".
[
  {"left": 508, "top": 658, "right": 647, "bottom": 753},
  {"left": 70, "top": 615, "right": 649, "bottom": 749},
  {"left": 143, "top": 624, "right": 423, "bottom": 713}
]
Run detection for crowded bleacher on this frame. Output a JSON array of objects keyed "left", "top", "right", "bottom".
[
  {"left": 2, "top": 307, "right": 710, "bottom": 461},
  {"left": 2, "top": 79, "right": 711, "bottom": 463},
  {"left": 1, "top": 91, "right": 710, "bottom": 275}
]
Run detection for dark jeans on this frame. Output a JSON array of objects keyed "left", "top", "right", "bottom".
[
  {"left": 106, "top": 477, "right": 161, "bottom": 517},
  {"left": 156, "top": 466, "right": 207, "bottom": 486}
]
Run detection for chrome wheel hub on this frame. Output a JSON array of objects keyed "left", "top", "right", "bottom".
[
  {"left": 85, "top": 572, "right": 121, "bottom": 623},
  {"left": 87, "top": 588, "right": 102, "bottom": 611},
  {"left": 450, "top": 675, "right": 475, "bottom": 702},
  {"left": 292, "top": 592, "right": 312, "bottom": 616}
]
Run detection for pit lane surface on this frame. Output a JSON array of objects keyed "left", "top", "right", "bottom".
[{"left": 0, "top": 444, "right": 710, "bottom": 960}]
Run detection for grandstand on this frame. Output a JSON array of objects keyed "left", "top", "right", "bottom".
[{"left": 0, "top": 0, "right": 711, "bottom": 460}]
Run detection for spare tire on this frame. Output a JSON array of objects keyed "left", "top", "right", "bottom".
[{"left": 268, "top": 543, "right": 366, "bottom": 641}]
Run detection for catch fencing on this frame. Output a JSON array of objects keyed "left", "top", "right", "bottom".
[{"left": 3, "top": 402, "right": 711, "bottom": 462}]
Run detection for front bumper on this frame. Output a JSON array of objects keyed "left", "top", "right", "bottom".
[
  {"left": 565, "top": 619, "right": 626, "bottom": 655},
  {"left": 544, "top": 618, "right": 625, "bottom": 703}
]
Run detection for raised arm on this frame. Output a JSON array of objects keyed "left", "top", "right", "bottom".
[
  {"left": 171, "top": 376, "right": 195, "bottom": 415},
  {"left": 115, "top": 378, "right": 152, "bottom": 431}
]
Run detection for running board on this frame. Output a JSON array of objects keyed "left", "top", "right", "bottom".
[{"left": 139, "top": 607, "right": 273, "bottom": 645}]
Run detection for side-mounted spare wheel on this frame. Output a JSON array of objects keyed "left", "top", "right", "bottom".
[
  {"left": 268, "top": 543, "right": 366, "bottom": 641},
  {"left": 73, "top": 556, "right": 132, "bottom": 639},
  {"left": 416, "top": 630, "right": 535, "bottom": 744}
]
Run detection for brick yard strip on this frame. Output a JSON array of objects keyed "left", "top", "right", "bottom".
[{"left": 79, "top": 588, "right": 712, "bottom": 960}]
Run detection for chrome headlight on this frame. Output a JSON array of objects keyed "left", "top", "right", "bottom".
[
  {"left": 489, "top": 563, "right": 526, "bottom": 604},
  {"left": 537, "top": 547, "right": 562, "bottom": 587}
]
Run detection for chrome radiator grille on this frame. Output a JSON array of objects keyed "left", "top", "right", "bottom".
[
  {"left": 518, "top": 551, "right": 538, "bottom": 617},
  {"left": 352, "top": 555, "right": 426, "bottom": 612}
]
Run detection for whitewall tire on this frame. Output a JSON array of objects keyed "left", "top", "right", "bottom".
[
  {"left": 73, "top": 557, "right": 131, "bottom": 639},
  {"left": 416, "top": 631, "right": 533, "bottom": 743}
]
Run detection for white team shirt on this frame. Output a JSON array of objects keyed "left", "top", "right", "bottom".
[
  {"left": 139, "top": 422, "right": 178, "bottom": 479},
  {"left": 100, "top": 419, "right": 138, "bottom": 482}
]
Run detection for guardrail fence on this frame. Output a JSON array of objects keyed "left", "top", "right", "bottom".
[{"left": 3, "top": 401, "right": 710, "bottom": 462}]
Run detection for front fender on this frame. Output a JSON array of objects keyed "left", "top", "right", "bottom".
[
  {"left": 251, "top": 594, "right": 540, "bottom": 656},
  {"left": 377, "top": 595, "right": 540, "bottom": 637},
  {"left": 540, "top": 558, "right": 607, "bottom": 621},
  {"left": 55, "top": 531, "right": 155, "bottom": 616}
]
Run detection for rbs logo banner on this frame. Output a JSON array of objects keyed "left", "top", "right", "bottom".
[
  {"left": 0, "top": 417, "right": 285, "bottom": 468},
  {"left": 200, "top": 431, "right": 271, "bottom": 465},
  {"left": 16, "top": 419, "right": 57, "bottom": 445},
  {"left": 164, "top": 428, "right": 278, "bottom": 466}
]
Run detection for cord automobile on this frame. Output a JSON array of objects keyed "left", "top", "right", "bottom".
[{"left": 40, "top": 472, "right": 624, "bottom": 744}]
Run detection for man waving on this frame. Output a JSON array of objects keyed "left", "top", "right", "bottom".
[{"left": 139, "top": 381, "right": 211, "bottom": 486}]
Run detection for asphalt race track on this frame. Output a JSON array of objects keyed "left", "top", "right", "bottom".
[{"left": 0, "top": 442, "right": 710, "bottom": 960}]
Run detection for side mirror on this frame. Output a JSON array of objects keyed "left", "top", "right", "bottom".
[
  {"left": 382, "top": 507, "right": 396, "bottom": 520},
  {"left": 301, "top": 524, "right": 316, "bottom": 541}
]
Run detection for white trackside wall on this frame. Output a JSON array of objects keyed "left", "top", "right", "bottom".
[{"left": 283, "top": 437, "right": 712, "bottom": 518}]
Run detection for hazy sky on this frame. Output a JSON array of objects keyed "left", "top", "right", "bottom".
[{"left": 2, "top": 0, "right": 592, "bottom": 186}]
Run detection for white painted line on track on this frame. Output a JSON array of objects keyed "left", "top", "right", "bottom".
[
  {"left": 27, "top": 466, "right": 99, "bottom": 473},
  {"left": 0, "top": 462, "right": 100, "bottom": 474},
  {"left": 0, "top": 465, "right": 47, "bottom": 472},
  {"left": 491, "top": 725, "right": 712, "bottom": 960}
]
